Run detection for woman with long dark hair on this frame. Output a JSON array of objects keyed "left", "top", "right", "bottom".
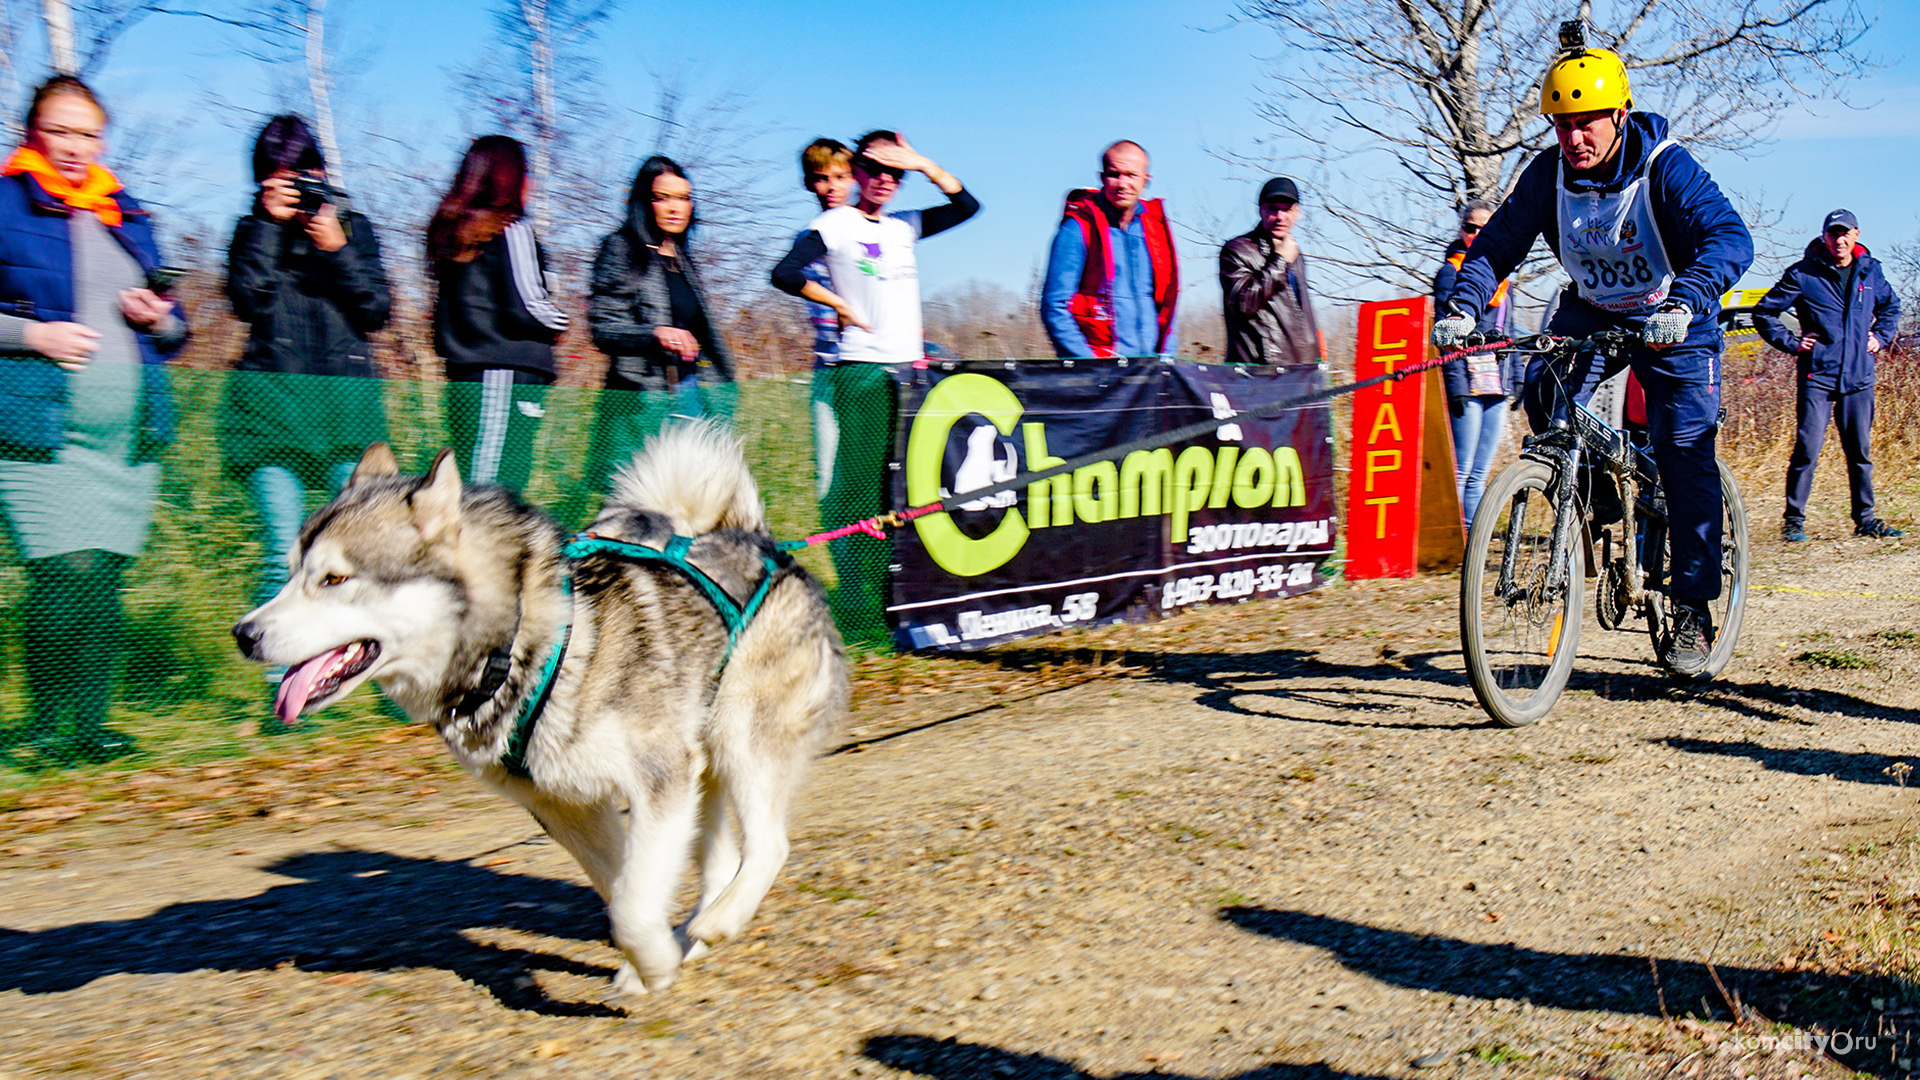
[
  {"left": 428, "top": 135, "right": 567, "bottom": 494},
  {"left": 224, "top": 113, "right": 391, "bottom": 617},
  {"left": 0, "top": 75, "right": 186, "bottom": 762},
  {"left": 577, "top": 154, "right": 735, "bottom": 511}
]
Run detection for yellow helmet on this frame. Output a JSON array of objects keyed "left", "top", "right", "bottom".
[{"left": 1539, "top": 48, "right": 1631, "bottom": 115}]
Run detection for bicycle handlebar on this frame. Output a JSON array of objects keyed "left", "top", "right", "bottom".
[{"left": 1499, "top": 329, "right": 1640, "bottom": 354}]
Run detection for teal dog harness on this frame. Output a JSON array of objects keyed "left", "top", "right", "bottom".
[{"left": 496, "top": 532, "right": 786, "bottom": 778}]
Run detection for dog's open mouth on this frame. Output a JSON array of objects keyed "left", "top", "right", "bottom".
[{"left": 275, "top": 640, "right": 381, "bottom": 727}]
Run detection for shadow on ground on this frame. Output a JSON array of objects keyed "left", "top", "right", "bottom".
[
  {"left": 0, "top": 847, "right": 620, "bottom": 1016},
  {"left": 1223, "top": 906, "right": 1920, "bottom": 1075},
  {"left": 862, "top": 1034, "right": 1393, "bottom": 1080},
  {"left": 1659, "top": 736, "right": 1920, "bottom": 785}
]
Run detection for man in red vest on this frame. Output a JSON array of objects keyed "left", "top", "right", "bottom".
[{"left": 1041, "top": 140, "right": 1179, "bottom": 358}]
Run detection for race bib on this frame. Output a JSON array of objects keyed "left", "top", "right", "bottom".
[{"left": 1557, "top": 139, "right": 1678, "bottom": 316}]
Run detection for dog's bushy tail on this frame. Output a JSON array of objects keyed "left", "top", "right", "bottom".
[{"left": 609, "top": 419, "right": 768, "bottom": 535}]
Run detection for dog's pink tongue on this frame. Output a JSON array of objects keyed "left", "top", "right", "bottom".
[{"left": 274, "top": 647, "right": 346, "bottom": 728}]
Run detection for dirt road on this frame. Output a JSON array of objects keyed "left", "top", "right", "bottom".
[{"left": 6, "top": 523, "right": 1920, "bottom": 1080}]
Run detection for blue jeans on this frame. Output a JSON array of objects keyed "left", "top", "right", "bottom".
[
  {"left": 1451, "top": 395, "right": 1507, "bottom": 527},
  {"left": 249, "top": 462, "right": 355, "bottom": 606}
]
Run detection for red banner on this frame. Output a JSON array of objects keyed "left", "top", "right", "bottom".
[{"left": 1346, "top": 298, "right": 1435, "bottom": 579}]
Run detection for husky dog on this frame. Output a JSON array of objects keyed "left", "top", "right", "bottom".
[{"left": 232, "top": 421, "right": 849, "bottom": 995}]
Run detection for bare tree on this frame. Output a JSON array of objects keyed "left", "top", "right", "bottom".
[
  {"left": 1235, "top": 0, "right": 1879, "bottom": 300},
  {"left": 457, "top": 0, "right": 616, "bottom": 239}
]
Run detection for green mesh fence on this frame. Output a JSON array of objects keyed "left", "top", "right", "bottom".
[{"left": 0, "top": 366, "right": 881, "bottom": 776}]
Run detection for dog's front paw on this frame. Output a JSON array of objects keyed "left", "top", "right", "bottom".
[
  {"left": 685, "top": 905, "right": 747, "bottom": 948},
  {"left": 673, "top": 921, "right": 712, "bottom": 964},
  {"left": 612, "top": 961, "right": 650, "bottom": 998}
]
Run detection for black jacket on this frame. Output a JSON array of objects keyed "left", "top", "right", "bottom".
[
  {"left": 1220, "top": 229, "right": 1320, "bottom": 367},
  {"left": 228, "top": 207, "right": 390, "bottom": 375},
  {"left": 587, "top": 225, "right": 734, "bottom": 387},
  {"left": 222, "top": 205, "right": 391, "bottom": 479},
  {"left": 432, "top": 220, "right": 569, "bottom": 376}
]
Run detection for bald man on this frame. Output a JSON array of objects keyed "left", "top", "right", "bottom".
[{"left": 1041, "top": 140, "right": 1179, "bottom": 358}]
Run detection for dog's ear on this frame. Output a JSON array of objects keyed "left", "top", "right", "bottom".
[
  {"left": 410, "top": 449, "right": 463, "bottom": 545},
  {"left": 349, "top": 442, "right": 400, "bottom": 487}
]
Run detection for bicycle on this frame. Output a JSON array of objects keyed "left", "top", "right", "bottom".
[{"left": 1458, "top": 330, "right": 1750, "bottom": 727}]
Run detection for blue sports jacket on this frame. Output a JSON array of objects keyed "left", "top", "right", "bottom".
[
  {"left": 1442, "top": 112, "right": 1753, "bottom": 346},
  {"left": 1752, "top": 239, "right": 1901, "bottom": 395},
  {"left": 0, "top": 170, "right": 183, "bottom": 460}
]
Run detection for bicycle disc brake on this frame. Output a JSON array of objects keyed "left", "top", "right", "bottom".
[{"left": 1596, "top": 531, "right": 1631, "bottom": 631}]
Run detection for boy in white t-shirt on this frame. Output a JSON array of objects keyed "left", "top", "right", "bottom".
[{"left": 772, "top": 130, "right": 979, "bottom": 644}]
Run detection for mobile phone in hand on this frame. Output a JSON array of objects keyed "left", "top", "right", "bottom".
[{"left": 146, "top": 266, "right": 186, "bottom": 295}]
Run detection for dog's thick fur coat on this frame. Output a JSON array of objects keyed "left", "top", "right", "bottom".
[{"left": 233, "top": 422, "right": 849, "bottom": 994}]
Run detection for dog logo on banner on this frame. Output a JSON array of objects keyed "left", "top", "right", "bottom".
[{"left": 942, "top": 421, "right": 1018, "bottom": 511}]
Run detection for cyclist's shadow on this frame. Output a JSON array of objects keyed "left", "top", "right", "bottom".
[{"left": 1146, "top": 647, "right": 1494, "bottom": 731}]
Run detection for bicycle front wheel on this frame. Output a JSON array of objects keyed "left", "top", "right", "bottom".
[{"left": 1461, "top": 458, "right": 1583, "bottom": 726}]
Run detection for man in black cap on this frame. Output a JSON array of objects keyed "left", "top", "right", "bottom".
[
  {"left": 1755, "top": 208, "right": 1903, "bottom": 541},
  {"left": 1220, "top": 176, "right": 1322, "bottom": 367}
]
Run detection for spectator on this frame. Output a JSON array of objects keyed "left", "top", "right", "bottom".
[
  {"left": 1432, "top": 199, "right": 1514, "bottom": 525},
  {"left": 578, "top": 155, "right": 736, "bottom": 512},
  {"left": 772, "top": 130, "right": 978, "bottom": 643},
  {"left": 223, "top": 114, "right": 392, "bottom": 614},
  {"left": 427, "top": 135, "right": 567, "bottom": 494},
  {"left": 1754, "top": 209, "right": 1903, "bottom": 542},
  {"left": 1042, "top": 140, "right": 1177, "bottom": 358},
  {"left": 0, "top": 75, "right": 187, "bottom": 762},
  {"left": 1220, "top": 175, "right": 1321, "bottom": 368},
  {"left": 797, "top": 138, "right": 855, "bottom": 368}
]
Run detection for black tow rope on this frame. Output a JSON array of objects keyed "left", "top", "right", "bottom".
[{"left": 779, "top": 340, "right": 1511, "bottom": 552}]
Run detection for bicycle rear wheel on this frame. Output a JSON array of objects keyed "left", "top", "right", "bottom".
[
  {"left": 1647, "top": 461, "right": 1748, "bottom": 680},
  {"left": 1461, "top": 459, "right": 1583, "bottom": 726}
]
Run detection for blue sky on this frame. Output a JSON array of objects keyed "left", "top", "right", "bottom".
[{"left": 79, "top": 0, "right": 1920, "bottom": 311}]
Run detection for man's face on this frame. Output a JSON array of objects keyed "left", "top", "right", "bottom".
[
  {"left": 1460, "top": 207, "right": 1491, "bottom": 246},
  {"left": 852, "top": 151, "right": 903, "bottom": 210},
  {"left": 1553, "top": 108, "right": 1625, "bottom": 172},
  {"left": 1260, "top": 197, "right": 1300, "bottom": 242},
  {"left": 807, "top": 161, "right": 853, "bottom": 210},
  {"left": 1099, "top": 145, "right": 1150, "bottom": 213},
  {"left": 1822, "top": 225, "right": 1860, "bottom": 263}
]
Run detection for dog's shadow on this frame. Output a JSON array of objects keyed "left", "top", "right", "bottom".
[{"left": 0, "top": 847, "right": 623, "bottom": 1016}]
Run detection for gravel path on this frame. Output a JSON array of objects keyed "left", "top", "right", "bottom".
[{"left": 6, "top": 530, "right": 1920, "bottom": 1080}]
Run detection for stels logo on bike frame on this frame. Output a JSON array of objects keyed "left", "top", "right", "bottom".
[{"left": 886, "top": 359, "right": 1337, "bottom": 652}]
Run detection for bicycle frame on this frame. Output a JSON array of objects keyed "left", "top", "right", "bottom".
[{"left": 1497, "top": 332, "right": 1661, "bottom": 616}]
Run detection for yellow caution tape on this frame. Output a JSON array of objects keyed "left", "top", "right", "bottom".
[{"left": 1752, "top": 582, "right": 1920, "bottom": 602}]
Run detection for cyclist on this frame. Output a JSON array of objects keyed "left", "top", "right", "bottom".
[{"left": 1435, "top": 42, "right": 1752, "bottom": 678}]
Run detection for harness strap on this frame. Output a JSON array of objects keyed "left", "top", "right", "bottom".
[
  {"left": 499, "top": 566, "right": 573, "bottom": 780},
  {"left": 562, "top": 533, "right": 784, "bottom": 656},
  {"left": 495, "top": 534, "right": 783, "bottom": 782}
]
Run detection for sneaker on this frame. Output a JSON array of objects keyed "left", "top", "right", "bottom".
[
  {"left": 1856, "top": 519, "right": 1904, "bottom": 539},
  {"left": 1662, "top": 602, "right": 1715, "bottom": 678},
  {"left": 1781, "top": 522, "right": 1808, "bottom": 543}
]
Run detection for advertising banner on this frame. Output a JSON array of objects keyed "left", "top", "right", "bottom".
[
  {"left": 888, "top": 359, "right": 1336, "bottom": 651},
  {"left": 1345, "top": 298, "right": 1456, "bottom": 578}
]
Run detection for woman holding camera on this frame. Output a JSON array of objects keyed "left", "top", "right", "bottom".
[
  {"left": 427, "top": 135, "right": 567, "bottom": 494},
  {"left": 576, "top": 155, "right": 735, "bottom": 515},
  {"left": 0, "top": 75, "right": 186, "bottom": 762},
  {"left": 224, "top": 114, "right": 391, "bottom": 615}
]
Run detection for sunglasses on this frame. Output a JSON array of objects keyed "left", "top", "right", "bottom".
[
  {"left": 855, "top": 158, "right": 905, "bottom": 181},
  {"left": 1461, "top": 223, "right": 1483, "bottom": 235}
]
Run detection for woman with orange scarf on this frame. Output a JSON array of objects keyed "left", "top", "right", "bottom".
[{"left": 0, "top": 76, "right": 186, "bottom": 764}]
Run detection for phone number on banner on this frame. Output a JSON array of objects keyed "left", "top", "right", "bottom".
[{"left": 1161, "top": 562, "right": 1319, "bottom": 609}]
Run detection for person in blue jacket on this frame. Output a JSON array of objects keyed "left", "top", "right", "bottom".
[
  {"left": 0, "top": 76, "right": 187, "bottom": 762},
  {"left": 1435, "top": 43, "right": 1753, "bottom": 678},
  {"left": 1754, "top": 210, "right": 1902, "bottom": 543}
]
